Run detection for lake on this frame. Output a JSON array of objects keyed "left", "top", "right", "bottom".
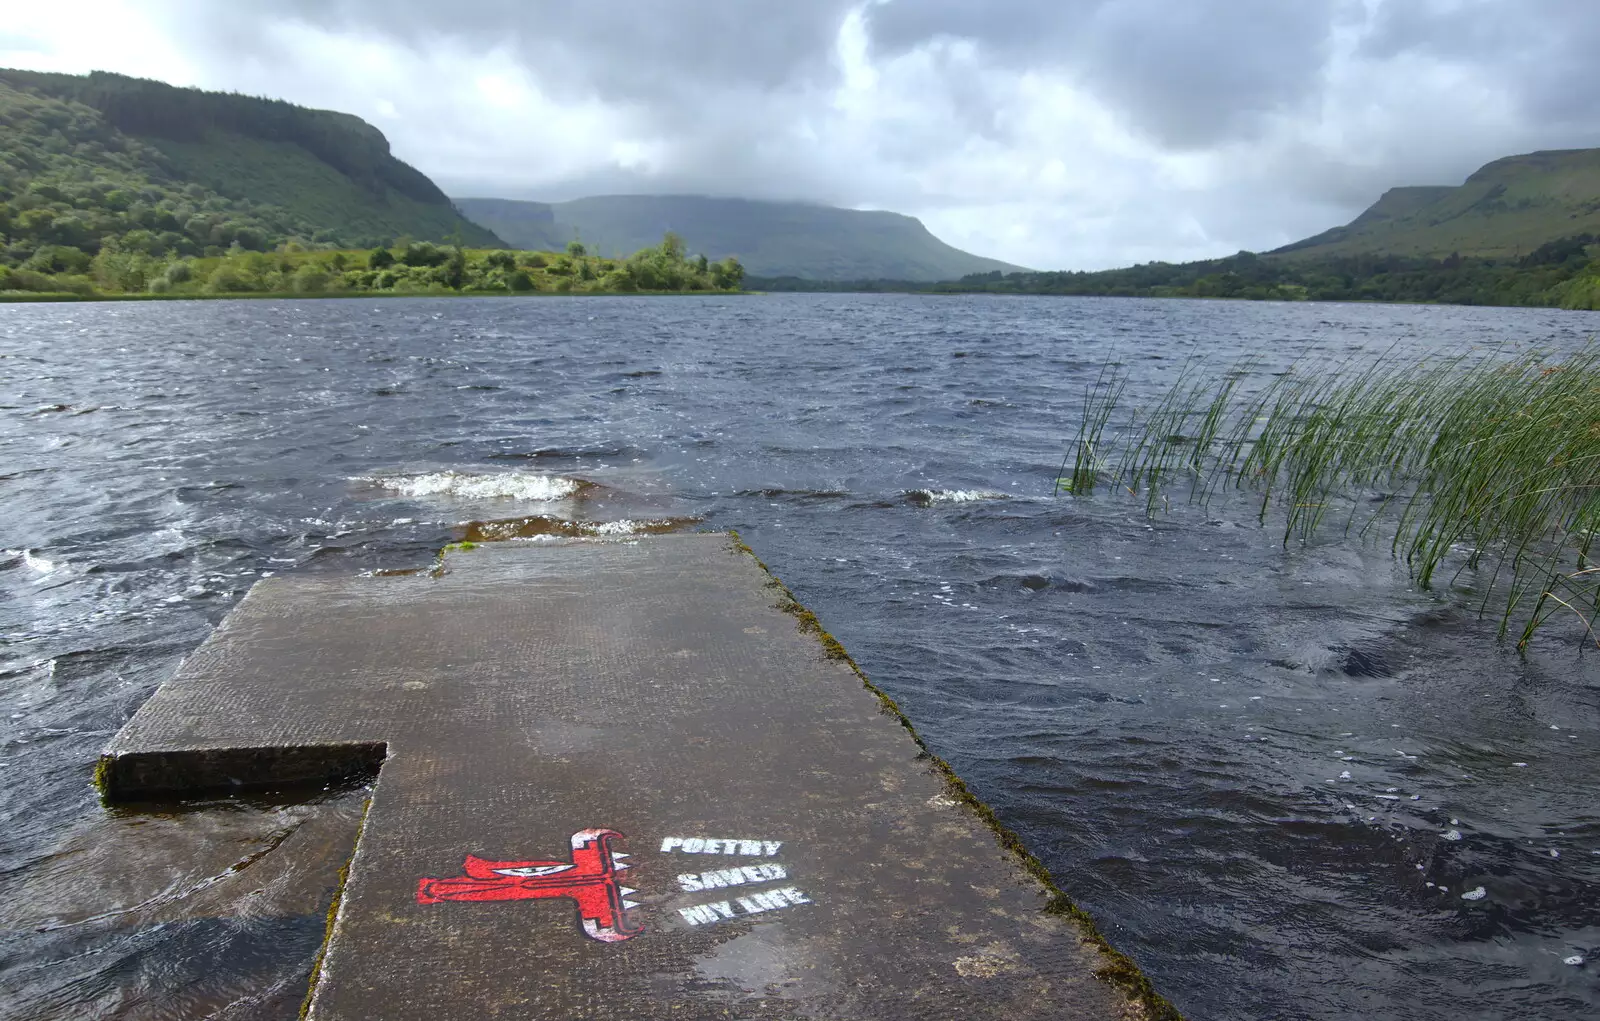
[{"left": 2, "top": 294, "right": 1597, "bottom": 1020}]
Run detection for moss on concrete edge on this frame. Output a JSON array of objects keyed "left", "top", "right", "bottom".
[
  {"left": 429, "top": 540, "right": 481, "bottom": 577},
  {"left": 92, "top": 754, "right": 114, "bottom": 803},
  {"left": 300, "top": 796, "right": 374, "bottom": 1019},
  {"left": 726, "top": 530, "right": 1184, "bottom": 1021}
]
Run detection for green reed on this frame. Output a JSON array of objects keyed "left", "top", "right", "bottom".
[{"left": 1060, "top": 345, "right": 1600, "bottom": 649}]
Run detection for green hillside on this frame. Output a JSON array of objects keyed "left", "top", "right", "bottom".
[
  {"left": 456, "top": 194, "right": 1027, "bottom": 282},
  {"left": 0, "top": 68, "right": 498, "bottom": 264},
  {"left": 1276, "top": 148, "right": 1600, "bottom": 259},
  {"left": 749, "top": 145, "right": 1600, "bottom": 309}
]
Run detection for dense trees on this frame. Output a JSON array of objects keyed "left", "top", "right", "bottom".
[
  {"left": 0, "top": 232, "right": 744, "bottom": 298},
  {"left": 0, "top": 70, "right": 498, "bottom": 294},
  {"left": 930, "top": 244, "right": 1600, "bottom": 309},
  {"left": 1, "top": 69, "right": 449, "bottom": 205},
  {"left": 747, "top": 238, "right": 1600, "bottom": 310},
  {"left": 0, "top": 81, "right": 744, "bottom": 301},
  {"left": 0, "top": 78, "right": 336, "bottom": 291}
]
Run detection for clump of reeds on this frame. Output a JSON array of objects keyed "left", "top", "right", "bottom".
[{"left": 1058, "top": 346, "right": 1600, "bottom": 649}]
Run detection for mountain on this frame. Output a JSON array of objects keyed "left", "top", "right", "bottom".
[
  {"left": 749, "top": 145, "right": 1600, "bottom": 310},
  {"left": 0, "top": 69, "right": 499, "bottom": 253},
  {"left": 452, "top": 197, "right": 565, "bottom": 252},
  {"left": 1275, "top": 148, "right": 1600, "bottom": 260},
  {"left": 454, "top": 194, "right": 1028, "bottom": 281}
]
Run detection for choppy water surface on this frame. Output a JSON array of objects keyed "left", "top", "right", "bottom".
[{"left": 3, "top": 294, "right": 1599, "bottom": 1020}]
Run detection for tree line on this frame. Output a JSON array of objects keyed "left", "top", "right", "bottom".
[
  {"left": 748, "top": 236, "right": 1600, "bottom": 311},
  {"left": 2, "top": 234, "right": 744, "bottom": 298}
]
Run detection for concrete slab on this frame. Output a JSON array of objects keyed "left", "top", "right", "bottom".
[{"left": 100, "top": 534, "right": 1161, "bottom": 1020}]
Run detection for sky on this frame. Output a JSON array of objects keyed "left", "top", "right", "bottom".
[{"left": 4, "top": 0, "right": 1599, "bottom": 271}]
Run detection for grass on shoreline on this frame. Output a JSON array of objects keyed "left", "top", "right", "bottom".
[{"left": 1060, "top": 345, "right": 1600, "bottom": 649}]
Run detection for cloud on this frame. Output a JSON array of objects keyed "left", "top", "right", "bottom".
[
  {"left": 7, "top": 0, "right": 1600, "bottom": 270},
  {"left": 865, "top": 0, "right": 1347, "bottom": 149},
  {"left": 170, "top": 0, "right": 859, "bottom": 113},
  {"left": 1360, "top": 0, "right": 1600, "bottom": 129}
]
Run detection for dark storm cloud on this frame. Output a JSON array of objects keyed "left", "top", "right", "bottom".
[
  {"left": 864, "top": 0, "right": 1346, "bottom": 148},
  {"left": 1362, "top": 0, "right": 1600, "bottom": 128}
]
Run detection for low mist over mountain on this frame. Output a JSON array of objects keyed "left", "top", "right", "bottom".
[{"left": 455, "top": 194, "right": 1027, "bottom": 282}]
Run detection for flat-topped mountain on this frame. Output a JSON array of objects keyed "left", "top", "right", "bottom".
[
  {"left": 0, "top": 69, "right": 499, "bottom": 251},
  {"left": 1275, "top": 148, "right": 1600, "bottom": 259},
  {"left": 455, "top": 194, "right": 1028, "bottom": 281}
]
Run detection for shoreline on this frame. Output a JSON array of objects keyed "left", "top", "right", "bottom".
[{"left": 0, "top": 288, "right": 755, "bottom": 303}]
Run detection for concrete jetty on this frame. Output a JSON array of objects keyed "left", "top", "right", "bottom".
[{"left": 99, "top": 534, "right": 1157, "bottom": 1020}]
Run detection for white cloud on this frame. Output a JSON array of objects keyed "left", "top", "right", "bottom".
[{"left": 0, "top": 2, "right": 201, "bottom": 84}]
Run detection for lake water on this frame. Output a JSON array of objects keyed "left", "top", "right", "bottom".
[{"left": 2, "top": 294, "right": 1598, "bottom": 1020}]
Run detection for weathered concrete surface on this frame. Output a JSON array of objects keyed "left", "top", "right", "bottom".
[{"left": 101, "top": 534, "right": 1141, "bottom": 1020}]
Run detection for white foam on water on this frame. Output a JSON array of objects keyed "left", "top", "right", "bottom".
[
  {"left": 361, "top": 471, "right": 582, "bottom": 502},
  {"left": 917, "top": 489, "right": 1011, "bottom": 503},
  {"left": 505, "top": 519, "right": 679, "bottom": 538},
  {"left": 18, "top": 550, "right": 56, "bottom": 574},
  {"left": 1461, "top": 886, "right": 1487, "bottom": 901},
  {"left": 589, "top": 519, "right": 654, "bottom": 536}
]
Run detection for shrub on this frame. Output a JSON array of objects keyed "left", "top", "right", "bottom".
[
  {"left": 22, "top": 245, "right": 92, "bottom": 275},
  {"left": 507, "top": 270, "right": 534, "bottom": 292},
  {"left": 711, "top": 257, "right": 745, "bottom": 290},
  {"left": 292, "top": 265, "right": 332, "bottom": 292},
  {"left": 92, "top": 249, "right": 162, "bottom": 292},
  {"left": 0, "top": 266, "right": 58, "bottom": 292},
  {"left": 401, "top": 241, "right": 448, "bottom": 267},
  {"left": 206, "top": 263, "right": 253, "bottom": 293}
]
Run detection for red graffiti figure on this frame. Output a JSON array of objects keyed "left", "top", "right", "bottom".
[{"left": 417, "top": 828, "right": 641, "bottom": 942}]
